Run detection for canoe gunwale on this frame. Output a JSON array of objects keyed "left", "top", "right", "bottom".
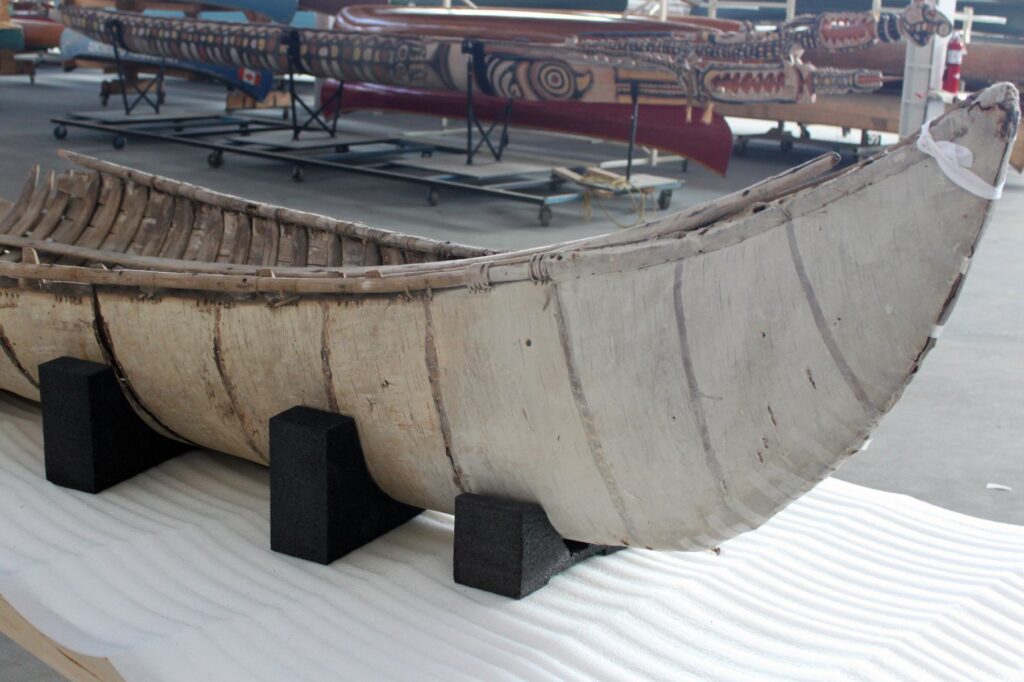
[
  {"left": 0, "top": 151, "right": 844, "bottom": 297},
  {"left": 0, "top": 87, "right": 1015, "bottom": 300}
]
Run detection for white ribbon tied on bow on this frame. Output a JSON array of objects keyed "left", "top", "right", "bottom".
[{"left": 916, "top": 119, "right": 1004, "bottom": 200}]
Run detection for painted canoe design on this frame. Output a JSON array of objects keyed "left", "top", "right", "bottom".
[
  {"left": 320, "top": 80, "right": 735, "bottom": 175},
  {"left": 0, "top": 84, "right": 1018, "bottom": 549},
  {"left": 61, "top": 3, "right": 950, "bottom": 106}
]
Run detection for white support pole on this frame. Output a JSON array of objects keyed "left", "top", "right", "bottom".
[
  {"left": 898, "top": 0, "right": 956, "bottom": 138},
  {"left": 962, "top": 6, "right": 974, "bottom": 43},
  {"left": 785, "top": 0, "right": 795, "bottom": 21},
  {"left": 659, "top": 0, "right": 668, "bottom": 22},
  {"left": 708, "top": 0, "right": 718, "bottom": 19}
]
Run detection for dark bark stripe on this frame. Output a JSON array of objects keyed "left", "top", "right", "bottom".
[
  {"left": 785, "top": 222, "right": 878, "bottom": 416},
  {"left": 212, "top": 306, "right": 265, "bottom": 461},
  {"left": 0, "top": 324, "right": 39, "bottom": 389},
  {"left": 672, "top": 262, "right": 727, "bottom": 491},
  {"left": 551, "top": 283, "right": 637, "bottom": 541},
  {"left": 422, "top": 300, "right": 466, "bottom": 493},
  {"left": 91, "top": 290, "right": 191, "bottom": 444},
  {"left": 319, "top": 300, "right": 341, "bottom": 414}
]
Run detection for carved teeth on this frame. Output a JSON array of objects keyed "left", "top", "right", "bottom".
[{"left": 709, "top": 70, "right": 785, "bottom": 95}]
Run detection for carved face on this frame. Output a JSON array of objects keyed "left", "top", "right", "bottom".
[{"left": 900, "top": 0, "right": 953, "bottom": 46}]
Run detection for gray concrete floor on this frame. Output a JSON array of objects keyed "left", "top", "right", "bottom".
[{"left": 0, "top": 67, "right": 1021, "bottom": 679}]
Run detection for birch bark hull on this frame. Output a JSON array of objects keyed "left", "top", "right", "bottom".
[{"left": 0, "top": 84, "right": 1017, "bottom": 549}]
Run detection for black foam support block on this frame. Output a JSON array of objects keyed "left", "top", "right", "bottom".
[
  {"left": 39, "top": 356, "right": 188, "bottom": 493},
  {"left": 453, "top": 493, "right": 622, "bottom": 599},
  {"left": 270, "top": 406, "right": 423, "bottom": 565}
]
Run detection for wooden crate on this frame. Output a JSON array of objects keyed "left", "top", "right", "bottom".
[{"left": 226, "top": 89, "right": 291, "bottom": 112}]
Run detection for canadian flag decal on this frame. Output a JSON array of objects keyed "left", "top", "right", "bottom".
[{"left": 238, "top": 68, "right": 261, "bottom": 86}]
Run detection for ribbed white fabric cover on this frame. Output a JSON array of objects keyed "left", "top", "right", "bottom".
[{"left": 0, "top": 394, "right": 1021, "bottom": 681}]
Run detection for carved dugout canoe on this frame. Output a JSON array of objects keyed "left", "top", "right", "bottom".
[{"left": 0, "top": 84, "right": 1018, "bottom": 549}]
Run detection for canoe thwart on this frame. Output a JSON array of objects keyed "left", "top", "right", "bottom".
[
  {"left": 269, "top": 406, "right": 423, "bottom": 565},
  {"left": 453, "top": 493, "right": 623, "bottom": 599},
  {"left": 39, "top": 357, "right": 189, "bottom": 493}
]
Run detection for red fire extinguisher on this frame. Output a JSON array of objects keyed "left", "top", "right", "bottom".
[{"left": 942, "top": 32, "right": 965, "bottom": 94}]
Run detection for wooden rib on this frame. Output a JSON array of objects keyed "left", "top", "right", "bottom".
[
  {"left": 47, "top": 172, "right": 101, "bottom": 249},
  {"left": 218, "top": 212, "right": 252, "bottom": 263},
  {"left": 363, "top": 242, "right": 382, "bottom": 267},
  {"left": 60, "top": 150, "right": 497, "bottom": 259},
  {"left": 129, "top": 191, "right": 176, "bottom": 257},
  {"left": 276, "top": 223, "right": 308, "bottom": 267},
  {"left": 195, "top": 204, "right": 226, "bottom": 260},
  {"left": 191, "top": 205, "right": 225, "bottom": 262},
  {"left": 71, "top": 175, "right": 124, "bottom": 250},
  {"left": 305, "top": 230, "right": 338, "bottom": 267},
  {"left": 8, "top": 171, "right": 53, "bottom": 238},
  {"left": 0, "top": 199, "right": 11, "bottom": 218},
  {"left": 99, "top": 180, "right": 149, "bottom": 253},
  {"left": 380, "top": 247, "right": 405, "bottom": 266},
  {"left": 158, "top": 197, "right": 195, "bottom": 260},
  {"left": 340, "top": 236, "right": 365, "bottom": 267},
  {"left": 403, "top": 251, "right": 429, "bottom": 265},
  {"left": 0, "top": 166, "right": 40, "bottom": 234},
  {"left": 26, "top": 184, "right": 70, "bottom": 242},
  {"left": 247, "top": 217, "right": 280, "bottom": 266}
]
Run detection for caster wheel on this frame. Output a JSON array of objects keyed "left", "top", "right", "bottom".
[
  {"left": 291, "top": 166, "right": 305, "bottom": 183},
  {"left": 112, "top": 135, "right": 126, "bottom": 150},
  {"left": 734, "top": 139, "right": 748, "bottom": 156},
  {"left": 427, "top": 188, "right": 440, "bottom": 207},
  {"left": 657, "top": 190, "right": 673, "bottom": 211},
  {"left": 421, "top": 150, "right": 433, "bottom": 158},
  {"left": 100, "top": 94, "right": 109, "bottom": 107},
  {"left": 538, "top": 206, "right": 552, "bottom": 227},
  {"left": 207, "top": 151, "right": 224, "bottom": 169},
  {"left": 53, "top": 125, "right": 67, "bottom": 140},
  {"left": 780, "top": 139, "right": 794, "bottom": 153}
]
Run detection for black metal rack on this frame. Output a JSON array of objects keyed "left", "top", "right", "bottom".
[{"left": 51, "top": 26, "right": 680, "bottom": 225}]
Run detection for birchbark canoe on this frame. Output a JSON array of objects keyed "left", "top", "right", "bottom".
[{"left": 0, "top": 83, "right": 1017, "bottom": 550}]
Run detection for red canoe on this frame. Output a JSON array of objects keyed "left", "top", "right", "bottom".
[{"left": 320, "top": 79, "right": 734, "bottom": 175}]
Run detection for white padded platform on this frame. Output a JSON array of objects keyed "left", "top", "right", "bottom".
[{"left": 0, "top": 393, "right": 1021, "bottom": 681}]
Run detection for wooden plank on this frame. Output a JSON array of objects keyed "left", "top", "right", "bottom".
[
  {"left": 47, "top": 173, "right": 101, "bottom": 249},
  {"left": 340, "top": 236, "right": 365, "bottom": 267},
  {"left": 274, "top": 223, "right": 307, "bottom": 267},
  {"left": 305, "top": 229, "right": 337, "bottom": 267},
  {"left": 380, "top": 246, "right": 405, "bottom": 266},
  {"left": 219, "top": 211, "right": 252, "bottom": 263},
  {"left": 96, "top": 180, "right": 148, "bottom": 254},
  {"left": 246, "top": 217, "right": 279, "bottom": 266},
  {"left": 58, "top": 175, "right": 125, "bottom": 265},
  {"left": 0, "top": 165, "right": 39, "bottom": 234},
  {"left": 26, "top": 183, "right": 70, "bottom": 242},
  {"left": 8, "top": 170, "right": 53, "bottom": 238},
  {"left": 183, "top": 204, "right": 224, "bottom": 262},
  {"left": 71, "top": 175, "right": 124, "bottom": 251},
  {"left": 363, "top": 242, "right": 381, "bottom": 267},
  {"left": 158, "top": 197, "right": 195, "bottom": 260},
  {"left": 133, "top": 191, "right": 176, "bottom": 257},
  {"left": 0, "top": 596, "right": 125, "bottom": 682}
]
